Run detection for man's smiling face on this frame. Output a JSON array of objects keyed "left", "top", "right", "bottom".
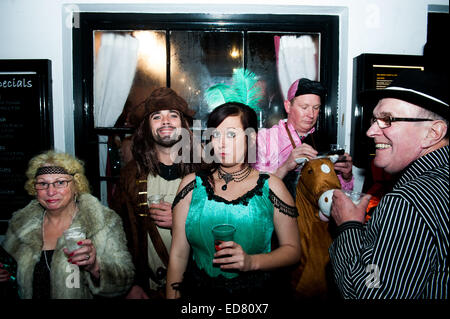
[
  {"left": 150, "top": 109, "right": 182, "bottom": 147},
  {"left": 366, "top": 98, "right": 430, "bottom": 174}
]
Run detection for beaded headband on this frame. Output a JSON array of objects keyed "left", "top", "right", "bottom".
[{"left": 35, "top": 166, "right": 70, "bottom": 177}]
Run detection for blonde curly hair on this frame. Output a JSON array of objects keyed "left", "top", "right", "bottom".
[{"left": 24, "top": 150, "right": 91, "bottom": 196}]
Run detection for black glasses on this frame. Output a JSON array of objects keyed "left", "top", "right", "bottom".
[
  {"left": 35, "top": 180, "right": 73, "bottom": 190},
  {"left": 370, "top": 115, "right": 433, "bottom": 129}
]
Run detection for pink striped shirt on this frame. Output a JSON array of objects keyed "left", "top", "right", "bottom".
[{"left": 253, "top": 119, "right": 354, "bottom": 190}]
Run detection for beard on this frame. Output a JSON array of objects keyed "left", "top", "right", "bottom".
[{"left": 153, "top": 127, "right": 181, "bottom": 147}]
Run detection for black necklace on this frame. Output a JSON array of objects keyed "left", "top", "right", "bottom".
[{"left": 217, "top": 165, "right": 253, "bottom": 191}]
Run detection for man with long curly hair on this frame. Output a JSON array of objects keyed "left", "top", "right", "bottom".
[{"left": 112, "top": 87, "right": 201, "bottom": 299}]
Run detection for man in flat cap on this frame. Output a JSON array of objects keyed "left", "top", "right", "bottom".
[
  {"left": 254, "top": 78, "right": 354, "bottom": 198},
  {"left": 112, "top": 87, "right": 201, "bottom": 299},
  {"left": 330, "top": 70, "right": 449, "bottom": 299},
  {"left": 254, "top": 78, "right": 355, "bottom": 299}
]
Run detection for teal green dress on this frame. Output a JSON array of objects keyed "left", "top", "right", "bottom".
[
  {"left": 172, "top": 170, "right": 298, "bottom": 298},
  {"left": 185, "top": 172, "right": 273, "bottom": 279}
]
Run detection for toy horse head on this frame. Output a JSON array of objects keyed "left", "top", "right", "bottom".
[
  {"left": 296, "top": 157, "right": 341, "bottom": 221},
  {"left": 292, "top": 157, "right": 341, "bottom": 297}
]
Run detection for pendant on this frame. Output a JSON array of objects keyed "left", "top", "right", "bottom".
[{"left": 221, "top": 173, "right": 233, "bottom": 191}]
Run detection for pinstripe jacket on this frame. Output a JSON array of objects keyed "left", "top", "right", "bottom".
[{"left": 329, "top": 145, "right": 449, "bottom": 299}]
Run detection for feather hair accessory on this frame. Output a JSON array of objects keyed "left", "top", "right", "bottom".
[
  {"left": 204, "top": 83, "right": 239, "bottom": 109},
  {"left": 204, "top": 68, "right": 262, "bottom": 115},
  {"left": 231, "top": 68, "right": 262, "bottom": 113}
]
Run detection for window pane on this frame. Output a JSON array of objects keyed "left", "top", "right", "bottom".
[
  {"left": 170, "top": 31, "right": 244, "bottom": 127},
  {"left": 93, "top": 30, "right": 166, "bottom": 128},
  {"left": 128, "top": 30, "right": 167, "bottom": 114},
  {"left": 247, "top": 32, "right": 320, "bottom": 128}
]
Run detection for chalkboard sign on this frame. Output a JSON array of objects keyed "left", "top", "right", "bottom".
[{"left": 0, "top": 60, "right": 53, "bottom": 234}]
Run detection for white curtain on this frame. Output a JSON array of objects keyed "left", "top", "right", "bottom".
[
  {"left": 276, "top": 35, "right": 317, "bottom": 100},
  {"left": 94, "top": 32, "right": 139, "bottom": 204}
]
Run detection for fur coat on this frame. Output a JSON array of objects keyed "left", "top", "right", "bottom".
[{"left": 1, "top": 193, "right": 135, "bottom": 299}]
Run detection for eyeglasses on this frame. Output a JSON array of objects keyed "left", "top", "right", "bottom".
[
  {"left": 35, "top": 180, "right": 73, "bottom": 190},
  {"left": 370, "top": 115, "right": 433, "bottom": 129}
]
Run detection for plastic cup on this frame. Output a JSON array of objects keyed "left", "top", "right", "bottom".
[
  {"left": 343, "top": 190, "right": 366, "bottom": 205},
  {"left": 212, "top": 224, "right": 236, "bottom": 251},
  {"left": 318, "top": 189, "right": 366, "bottom": 218},
  {"left": 148, "top": 194, "right": 165, "bottom": 206},
  {"left": 63, "top": 226, "right": 86, "bottom": 252}
]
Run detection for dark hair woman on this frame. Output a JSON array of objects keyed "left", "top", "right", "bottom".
[{"left": 166, "top": 102, "right": 301, "bottom": 300}]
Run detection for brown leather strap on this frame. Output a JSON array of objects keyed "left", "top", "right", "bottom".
[
  {"left": 286, "top": 122, "right": 318, "bottom": 150},
  {"left": 144, "top": 217, "right": 170, "bottom": 268},
  {"left": 284, "top": 121, "right": 297, "bottom": 149},
  {"left": 302, "top": 131, "right": 317, "bottom": 150},
  {"left": 136, "top": 177, "right": 170, "bottom": 268}
]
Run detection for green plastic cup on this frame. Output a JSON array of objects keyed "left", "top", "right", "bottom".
[{"left": 212, "top": 224, "right": 236, "bottom": 251}]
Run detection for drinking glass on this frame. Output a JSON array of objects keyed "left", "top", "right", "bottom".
[
  {"left": 318, "top": 189, "right": 366, "bottom": 217},
  {"left": 63, "top": 226, "right": 86, "bottom": 253},
  {"left": 148, "top": 194, "right": 165, "bottom": 206},
  {"left": 343, "top": 190, "right": 366, "bottom": 205}
]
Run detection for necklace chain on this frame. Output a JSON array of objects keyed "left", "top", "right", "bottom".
[
  {"left": 217, "top": 165, "right": 253, "bottom": 190},
  {"left": 42, "top": 207, "right": 78, "bottom": 272},
  {"left": 42, "top": 211, "right": 51, "bottom": 272}
]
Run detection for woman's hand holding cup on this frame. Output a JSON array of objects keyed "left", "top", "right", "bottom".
[
  {"left": 211, "top": 224, "right": 253, "bottom": 271},
  {"left": 63, "top": 227, "right": 100, "bottom": 278}
]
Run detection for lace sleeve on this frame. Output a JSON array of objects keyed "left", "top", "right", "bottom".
[
  {"left": 269, "top": 189, "right": 298, "bottom": 217},
  {"left": 171, "top": 179, "right": 196, "bottom": 210}
]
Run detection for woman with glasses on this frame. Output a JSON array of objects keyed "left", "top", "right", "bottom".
[{"left": 0, "top": 150, "right": 134, "bottom": 299}]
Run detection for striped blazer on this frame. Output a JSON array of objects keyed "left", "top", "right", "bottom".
[{"left": 329, "top": 145, "right": 449, "bottom": 299}]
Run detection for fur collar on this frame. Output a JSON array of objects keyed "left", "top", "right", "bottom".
[
  {"left": 8, "top": 194, "right": 111, "bottom": 248},
  {"left": 6, "top": 194, "right": 127, "bottom": 299}
]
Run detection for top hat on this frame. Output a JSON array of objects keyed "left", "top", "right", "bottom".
[{"left": 358, "top": 70, "right": 448, "bottom": 119}]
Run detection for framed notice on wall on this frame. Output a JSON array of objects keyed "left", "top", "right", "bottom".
[{"left": 0, "top": 60, "right": 53, "bottom": 233}]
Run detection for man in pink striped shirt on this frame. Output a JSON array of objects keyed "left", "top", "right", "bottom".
[{"left": 253, "top": 78, "right": 354, "bottom": 197}]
